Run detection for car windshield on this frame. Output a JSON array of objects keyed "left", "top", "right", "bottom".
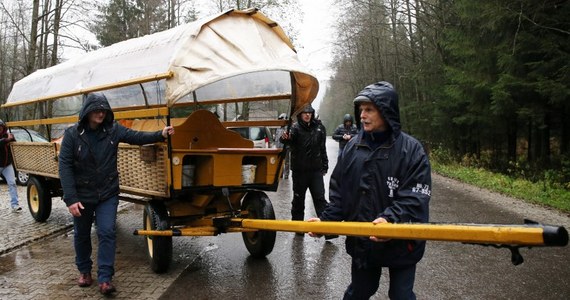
[
  {"left": 249, "top": 127, "right": 265, "bottom": 140},
  {"left": 230, "top": 127, "right": 250, "bottom": 139},
  {"left": 229, "top": 127, "right": 268, "bottom": 140},
  {"left": 11, "top": 129, "right": 49, "bottom": 142}
]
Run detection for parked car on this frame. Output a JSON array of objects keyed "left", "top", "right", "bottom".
[
  {"left": 10, "top": 128, "right": 49, "bottom": 185},
  {"left": 228, "top": 126, "right": 273, "bottom": 148}
]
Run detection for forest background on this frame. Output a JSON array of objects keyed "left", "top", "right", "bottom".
[{"left": 0, "top": 0, "right": 568, "bottom": 211}]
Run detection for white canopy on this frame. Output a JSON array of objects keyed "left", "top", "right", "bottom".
[{"left": 4, "top": 9, "right": 318, "bottom": 112}]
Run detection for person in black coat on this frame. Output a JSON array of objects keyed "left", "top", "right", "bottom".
[
  {"left": 58, "top": 93, "right": 174, "bottom": 295},
  {"left": 280, "top": 104, "right": 330, "bottom": 231},
  {"left": 332, "top": 113, "right": 359, "bottom": 155},
  {"left": 309, "top": 82, "right": 431, "bottom": 299}
]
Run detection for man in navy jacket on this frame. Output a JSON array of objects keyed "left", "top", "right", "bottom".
[
  {"left": 59, "top": 93, "right": 174, "bottom": 295},
  {"left": 310, "top": 81, "right": 431, "bottom": 299}
]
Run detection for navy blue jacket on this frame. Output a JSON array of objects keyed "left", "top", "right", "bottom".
[
  {"left": 58, "top": 93, "right": 165, "bottom": 207},
  {"left": 321, "top": 82, "right": 431, "bottom": 268}
]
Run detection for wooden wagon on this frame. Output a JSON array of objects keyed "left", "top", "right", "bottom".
[{"left": 2, "top": 8, "right": 318, "bottom": 273}]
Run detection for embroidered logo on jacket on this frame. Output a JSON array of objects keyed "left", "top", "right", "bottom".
[
  {"left": 412, "top": 183, "right": 431, "bottom": 196},
  {"left": 386, "top": 177, "right": 399, "bottom": 198}
]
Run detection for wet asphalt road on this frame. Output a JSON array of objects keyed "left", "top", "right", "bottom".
[{"left": 1, "top": 137, "right": 569, "bottom": 299}]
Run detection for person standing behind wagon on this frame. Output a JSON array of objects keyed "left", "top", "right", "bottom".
[
  {"left": 0, "top": 120, "right": 22, "bottom": 213},
  {"left": 309, "top": 81, "right": 431, "bottom": 299},
  {"left": 274, "top": 113, "right": 291, "bottom": 179},
  {"left": 332, "top": 114, "right": 358, "bottom": 156},
  {"left": 279, "top": 104, "right": 329, "bottom": 229},
  {"left": 58, "top": 93, "right": 174, "bottom": 295}
]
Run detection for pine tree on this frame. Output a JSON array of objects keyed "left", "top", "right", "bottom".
[{"left": 91, "top": 0, "right": 169, "bottom": 47}]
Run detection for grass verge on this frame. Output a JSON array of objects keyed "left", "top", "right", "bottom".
[{"left": 431, "top": 161, "right": 570, "bottom": 214}]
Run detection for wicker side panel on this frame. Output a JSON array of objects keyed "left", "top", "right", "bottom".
[
  {"left": 117, "top": 144, "right": 168, "bottom": 197},
  {"left": 10, "top": 142, "right": 59, "bottom": 178}
]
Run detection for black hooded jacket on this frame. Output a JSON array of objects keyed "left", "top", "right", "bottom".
[
  {"left": 58, "top": 93, "right": 165, "bottom": 206},
  {"left": 332, "top": 122, "right": 358, "bottom": 150},
  {"left": 280, "top": 106, "right": 328, "bottom": 173},
  {"left": 321, "top": 82, "right": 431, "bottom": 268}
]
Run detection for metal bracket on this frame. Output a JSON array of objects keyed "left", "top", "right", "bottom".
[
  {"left": 464, "top": 243, "right": 529, "bottom": 265},
  {"left": 212, "top": 217, "right": 232, "bottom": 234},
  {"left": 221, "top": 187, "right": 238, "bottom": 217}
]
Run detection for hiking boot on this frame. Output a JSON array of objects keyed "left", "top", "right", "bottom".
[
  {"left": 77, "top": 273, "right": 93, "bottom": 287},
  {"left": 99, "top": 282, "right": 116, "bottom": 295}
]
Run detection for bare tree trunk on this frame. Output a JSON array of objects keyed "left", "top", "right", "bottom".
[
  {"left": 389, "top": 0, "right": 401, "bottom": 85},
  {"left": 40, "top": 0, "right": 51, "bottom": 69},
  {"left": 507, "top": 115, "right": 517, "bottom": 162},
  {"left": 527, "top": 119, "right": 533, "bottom": 162},
  {"left": 415, "top": 0, "right": 426, "bottom": 65},
  {"left": 405, "top": 0, "right": 417, "bottom": 64},
  {"left": 27, "top": 0, "right": 40, "bottom": 74},
  {"left": 170, "top": 0, "right": 176, "bottom": 28},
  {"left": 541, "top": 113, "right": 551, "bottom": 167},
  {"left": 51, "top": 0, "right": 62, "bottom": 66},
  {"left": 11, "top": 31, "right": 18, "bottom": 86}
]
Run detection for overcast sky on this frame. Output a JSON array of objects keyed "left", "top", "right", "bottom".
[{"left": 296, "top": 0, "right": 337, "bottom": 111}]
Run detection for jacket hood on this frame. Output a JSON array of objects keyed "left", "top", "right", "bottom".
[
  {"left": 296, "top": 104, "right": 316, "bottom": 127},
  {"left": 79, "top": 93, "right": 114, "bottom": 128},
  {"left": 353, "top": 81, "right": 400, "bottom": 135}
]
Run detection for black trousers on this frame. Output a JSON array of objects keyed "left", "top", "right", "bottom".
[
  {"left": 343, "top": 260, "right": 417, "bottom": 300},
  {"left": 291, "top": 170, "right": 327, "bottom": 220}
]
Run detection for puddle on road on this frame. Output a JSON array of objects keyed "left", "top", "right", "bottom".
[
  {"left": 0, "top": 230, "right": 73, "bottom": 276},
  {"left": 0, "top": 248, "right": 33, "bottom": 275},
  {"left": 0, "top": 254, "right": 15, "bottom": 274}
]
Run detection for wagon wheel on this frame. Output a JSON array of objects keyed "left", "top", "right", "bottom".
[
  {"left": 241, "top": 191, "right": 276, "bottom": 257},
  {"left": 27, "top": 176, "right": 52, "bottom": 222},
  {"left": 143, "top": 202, "right": 172, "bottom": 273}
]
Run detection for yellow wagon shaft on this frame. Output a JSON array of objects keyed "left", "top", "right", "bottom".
[
  {"left": 134, "top": 218, "right": 568, "bottom": 247},
  {"left": 235, "top": 219, "right": 568, "bottom": 246}
]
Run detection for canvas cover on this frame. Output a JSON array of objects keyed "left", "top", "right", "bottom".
[{"left": 4, "top": 9, "right": 318, "bottom": 113}]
